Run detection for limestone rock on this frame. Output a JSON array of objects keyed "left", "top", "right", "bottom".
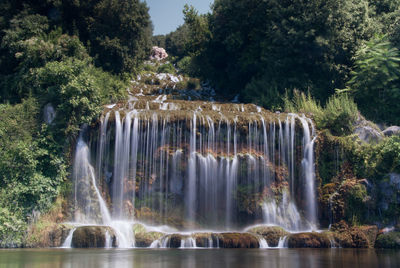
[
  {"left": 354, "top": 125, "right": 383, "bottom": 143},
  {"left": 71, "top": 226, "right": 117, "bottom": 248},
  {"left": 287, "top": 232, "right": 331, "bottom": 248},
  {"left": 149, "top": 46, "right": 168, "bottom": 61},
  {"left": 247, "top": 226, "right": 289, "bottom": 247},
  {"left": 133, "top": 223, "right": 164, "bottom": 247},
  {"left": 217, "top": 233, "right": 259, "bottom": 248},
  {"left": 383, "top": 126, "right": 400, "bottom": 137}
]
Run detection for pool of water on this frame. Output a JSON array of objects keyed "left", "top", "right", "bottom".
[{"left": 0, "top": 248, "right": 399, "bottom": 268}]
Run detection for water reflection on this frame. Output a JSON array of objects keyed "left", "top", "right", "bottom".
[{"left": 0, "top": 249, "right": 399, "bottom": 268}]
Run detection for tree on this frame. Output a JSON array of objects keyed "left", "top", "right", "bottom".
[
  {"left": 343, "top": 36, "right": 400, "bottom": 124},
  {"left": 186, "top": 0, "right": 374, "bottom": 108},
  {"left": 59, "top": 0, "right": 153, "bottom": 74}
]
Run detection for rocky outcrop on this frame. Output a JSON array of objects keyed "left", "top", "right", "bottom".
[
  {"left": 383, "top": 126, "right": 400, "bottom": 137},
  {"left": 149, "top": 46, "right": 168, "bottom": 61},
  {"left": 330, "top": 221, "right": 372, "bottom": 248},
  {"left": 133, "top": 223, "right": 164, "bottom": 247},
  {"left": 26, "top": 223, "right": 73, "bottom": 248},
  {"left": 247, "top": 226, "right": 289, "bottom": 247},
  {"left": 352, "top": 116, "right": 383, "bottom": 143},
  {"left": 217, "top": 233, "right": 259, "bottom": 248},
  {"left": 71, "top": 226, "right": 117, "bottom": 248},
  {"left": 375, "top": 232, "right": 400, "bottom": 249},
  {"left": 287, "top": 232, "right": 331, "bottom": 248}
]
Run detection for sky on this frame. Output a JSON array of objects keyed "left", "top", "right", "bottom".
[{"left": 145, "top": 0, "right": 213, "bottom": 35}]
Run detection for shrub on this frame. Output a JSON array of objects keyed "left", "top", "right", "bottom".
[
  {"left": 320, "top": 94, "right": 359, "bottom": 136},
  {"left": 284, "top": 91, "right": 358, "bottom": 136},
  {"left": 157, "top": 63, "right": 176, "bottom": 74}
]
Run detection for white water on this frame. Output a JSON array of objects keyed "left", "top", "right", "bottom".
[
  {"left": 258, "top": 237, "right": 269, "bottom": 248},
  {"left": 277, "top": 236, "right": 288, "bottom": 248},
  {"left": 61, "top": 228, "right": 76, "bottom": 248}
]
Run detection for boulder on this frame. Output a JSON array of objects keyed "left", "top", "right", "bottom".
[
  {"left": 383, "top": 126, "right": 400, "bottom": 137},
  {"left": 133, "top": 223, "right": 164, "bottom": 247},
  {"left": 217, "top": 233, "right": 259, "bottom": 248},
  {"left": 149, "top": 46, "right": 168, "bottom": 61},
  {"left": 71, "top": 226, "right": 117, "bottom": 248},
  {"left": 354, "top": 125, "right": 383, "bottom": 143},
  {"left": 287, "top": 232, "right": 331, "bottom": 248},
  {"left": 192, "top": 233, "right": 215, "bottom": 247},
  {"left": 247, "top": 226, "right": 289, "bottom": 247},
  {"left": 375, "top": 232, "right": 400, "bottom": 249}
]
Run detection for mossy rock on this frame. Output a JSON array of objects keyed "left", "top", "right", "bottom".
[
  {"left": 133, "top": 223, "right": 164, "bottom": 247},
  {"left": 27, "top": 223, "right": 74, "bottom": 247},
  {"left": 166, "top": 234, "right": 185, "bottom": 248},
  {"left": 358, "top": 225, "right": 378, "bottom": 248},
  {"left": 330, "top": 221, "right": 370, "bottom": 248},
  {"left": 217, "top": 233, "right": 259, "bottom": 248},
  {"left": 287, "top": 232, "right": 331, "bottom": 248},
  {"left": 71, "top": 226, "right": 117, "bottom": 248},
  {"left": 375, "top": 232, "right": 400, "bottom": 249},
  {"left": 192, "top": 233, "right": 216, "bottom": 247},
  {"left": 246, "top": 226, "right": 289, "bottom": 247}
]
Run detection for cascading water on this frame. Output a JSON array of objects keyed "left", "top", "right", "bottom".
[{"left": 67, "top": 95, "right": 319, "bottom": 248}]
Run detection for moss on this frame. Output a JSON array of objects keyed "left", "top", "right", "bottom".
[
  {"left": 247, "top": 226, "right": 289, "bottom": 247},
  {"left": 217, "top": 233, "right": 259, "bottom": 248},
  {"left": 287, "top": 232, "right": 331, "bottom": 248},
  {"left": 71, "top": 226, "right": 117, "bottom": 248},
  {"left": 375, "top": 232, "right": 400, "bottom": 249},
  {"left": 26, "top": 196, "right": 71, "bottom": 247},
  {"left": 133, "top": 223, "right": 165, "bottom": 247}
]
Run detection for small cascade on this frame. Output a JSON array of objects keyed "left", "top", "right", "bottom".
[
  {"left": 262, "top": 191, "right": 304, "bottom": 231},
  {"left": 277, "top": 236, "right": 288, "bottom": 248},
  {"left": 180, "top": 237, "right": 197, "bottom": 248},
  {"left": 61, "top": 228, "right": 76, "bottom": 248},
  {"left": 105, "top": 230, "right": 112, "bottom": 248},
  {"left": 258, "top": 237, "right": 269, "bottom": 248}
]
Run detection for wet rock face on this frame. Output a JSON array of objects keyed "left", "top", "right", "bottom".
[
  {"left": 375, "top": 232, "right": 400, "bottom": 249},
  {"left": 247, "top": 226, "right": 289, "bottom": 247},
  {"left": 71, "top": 226, "right": 117, "bottom": 248},
  {"left": 217, "top": 233, "right": 259, "bottom": 248},
  {"left": 287, "top": 233, "right": 331, "bottom": 248}
]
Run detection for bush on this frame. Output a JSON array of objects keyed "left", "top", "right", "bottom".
[
  {"left": 157, "top": 63, "right": 176, "bottom": 74},
  {"left": 0, "top": 99, "right": 67, "bottom": 247},
  {"left": 320, "top": 94, "right": 359, "bottom": 136},
  {"left": 284, "top": 91, "right": 358, "bottom": 136},
  {"left": 344, "top": 36, "right": 400, "bottom": 125}
]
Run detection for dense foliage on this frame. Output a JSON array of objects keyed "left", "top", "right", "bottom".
[
  {"left": 0, "top": 0, "right": 148, "bottom": 247},
  {"left": 167, "top": 0, "right": 400, "bottom": 125}
]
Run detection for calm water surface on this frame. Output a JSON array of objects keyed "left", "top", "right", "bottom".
[{"left": 0, "top": 248, "right": 399, "bottom": 268}]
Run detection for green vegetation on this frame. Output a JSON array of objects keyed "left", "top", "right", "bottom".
[
  {"left": 284, "top": 91, "right": 358, "bottom": 136},
  {"left": 0, "top": 0, "right": 149, "bottom": 247},
  {"left": 157, "top": 0, "right": 400, "bottom": 125}
]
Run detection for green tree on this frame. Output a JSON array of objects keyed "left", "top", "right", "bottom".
[
  {"left": 186, "top": 0, "right": 374, "bottom": 107},
  {"left": 59, "top": 0, "right": 153, "bottom": 74},
  {"left": 343, "top": 36, "right": 400, "bottom": 124}
]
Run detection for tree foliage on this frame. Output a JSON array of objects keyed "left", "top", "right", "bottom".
[{"left": 344, "top": 36, "right": 400, "bottom": 124}]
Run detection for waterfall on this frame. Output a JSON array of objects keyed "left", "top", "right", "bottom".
[
  {"left": 69, "top": 99, "right": 319, "bottom": 239},
  {"left": 61, "top": 228, "right": 76, "bottom": 248}
]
